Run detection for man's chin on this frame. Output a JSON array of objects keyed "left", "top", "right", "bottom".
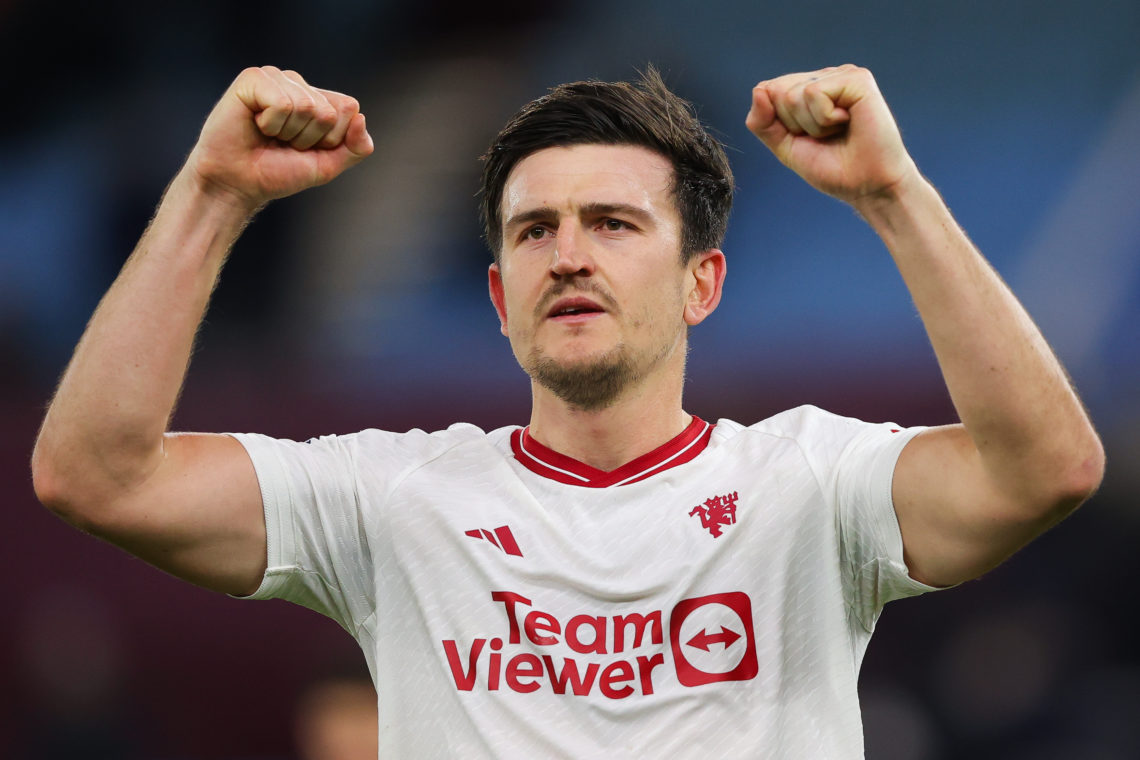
[{"left": 525, "top": 349, "right": 635, "bottom": 412}]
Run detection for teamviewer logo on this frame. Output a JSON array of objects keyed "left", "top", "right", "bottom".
[{"left": 669, "top": 592, "right": 758, "bottom": 687}]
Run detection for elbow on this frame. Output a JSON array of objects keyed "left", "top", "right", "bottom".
[
  {"left": 1066, "top": 434, "right": 1106, "bottom": 504},
  {"left": 32, "top": 432, "right": 163, "bottom": 537},
  {"left": 31, "top": 442, "right": 82, "bottom": 524},
  {"left": 1044, "top": 432, "right": 1106, "bottom": 516},
  {"left": 31, "top": 440, "right": 63, "bottom": 511},
  {"left": 31, "top": 440, "right": 110, "bottom": 534},
  {"left": 999, "top": 430, "right": 1106, "bottom": 527}
]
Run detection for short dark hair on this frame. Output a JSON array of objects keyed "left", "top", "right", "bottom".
[{"left": 480, "top": 67, "right": 734, "bottom": 263}]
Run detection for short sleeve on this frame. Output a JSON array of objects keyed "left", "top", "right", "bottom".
[
  {"left": 228, "top": 432, "right": 374, "bottom": 635},
  {"left": 759, "top": 406, "right": 942, "bottom": 633},
  {"left": 832, "top": 421, "right": 942, "bottom": 631},
  {"left": 227, "top": 424, "right": 488, "bottom": 636}
]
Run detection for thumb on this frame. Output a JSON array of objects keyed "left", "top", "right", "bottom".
[
  {"left": 312, "top": 113, "right": 374, "bottom": 185},
  {"left": 745, "top": 83, "right": 788, "bottom": 150},
  {"left": 342, "top": 112, "right": 374, "bottom": 160}
]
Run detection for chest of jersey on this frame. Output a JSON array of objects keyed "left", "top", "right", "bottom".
[{"left": 369, "top": 433, "right": 851, "bottom": 711}]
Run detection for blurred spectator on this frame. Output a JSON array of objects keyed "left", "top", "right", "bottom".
[{"left": 294, "top": 672, "right": 378, "bottom": 760}]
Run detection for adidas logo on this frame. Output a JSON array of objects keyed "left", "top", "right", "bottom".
[{"left": 465, "top": 525, "right": 523, "bottom": 557}]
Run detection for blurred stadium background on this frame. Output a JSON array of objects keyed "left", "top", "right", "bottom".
[{"left": 1, "top": 1, "right": 1137, "bottom": 757}]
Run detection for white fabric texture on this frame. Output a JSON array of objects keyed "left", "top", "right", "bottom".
[{"left": 230, "top": 405, "right": 938, "bottom": 759}]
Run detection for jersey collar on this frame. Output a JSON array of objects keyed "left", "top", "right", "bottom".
[{"left": 510, "top": 416, "right": 713, "bottom": 488}]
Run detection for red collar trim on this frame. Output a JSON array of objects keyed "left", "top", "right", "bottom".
[{"left": 510, "top": 417, "right": 713, "bottom": 488}]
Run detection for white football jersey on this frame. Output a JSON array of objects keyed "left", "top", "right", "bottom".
[{"left": 232, "top": 405, "right": 938, "bottom": 759}]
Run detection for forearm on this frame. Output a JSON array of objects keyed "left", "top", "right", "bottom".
[
  {"left": 33, "top": 168, "right": 256, "bottom": 509},
  {"left": 855, "top": 175, "right": 1104, "bottom": 507}
]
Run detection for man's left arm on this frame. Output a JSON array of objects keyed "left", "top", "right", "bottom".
[{"left": 746, "top": 65, "right": 1105, "bottom": 588}]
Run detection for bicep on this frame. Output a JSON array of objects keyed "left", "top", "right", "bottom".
[
  {"left": 100, "top": 432, "right": 267, "bottom": 596},
  {"left": 892, "top": 424, "right": 1058, "bottom": 588}
]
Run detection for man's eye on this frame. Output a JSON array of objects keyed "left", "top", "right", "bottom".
[
  {"left": 603, "top": 219, "right": 627, "bottom": 231},
  {"left": 526, "top": 226, "right": 548, "bottom": 240}
]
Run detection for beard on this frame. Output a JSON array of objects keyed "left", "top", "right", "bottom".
[
  {"left": 519, "top": 278, "right": 687, "bottom": 411},
  {"left": 525, "top": 344, "right": 639, "bottom": 412}
]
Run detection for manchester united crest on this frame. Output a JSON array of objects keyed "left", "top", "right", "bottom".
[{"left": 689, "top": 491, "right": 739, "bottom": 538}]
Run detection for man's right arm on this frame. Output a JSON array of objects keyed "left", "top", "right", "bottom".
[{"left": 31, "top": 66, "right": 374, "bottom": 596}]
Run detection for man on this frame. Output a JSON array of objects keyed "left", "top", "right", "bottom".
[{"left": 32, "top": 64, "right": 1103, "bottom": 757}]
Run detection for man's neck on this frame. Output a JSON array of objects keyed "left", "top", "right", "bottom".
[{"left": 526, "top": 373, "right": 691, "bottom": 473}]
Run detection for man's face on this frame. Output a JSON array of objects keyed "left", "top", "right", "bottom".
[{"left": 488, "top": 144, "right": 716, "bottom": 410}]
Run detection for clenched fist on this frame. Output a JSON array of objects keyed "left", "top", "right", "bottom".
[
  {"left": 746, "top": 65, "right": 919, "bottom": 205},
  {"left": 185, "top": 66, "right": 374, "bottom": 211}
]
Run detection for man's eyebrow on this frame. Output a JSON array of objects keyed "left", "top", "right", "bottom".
[
  {"left": 504, "top": 207, "right": 558, "bottom": 233},
  {"left": 504, "top": 203, "right": 656, "bottom": 233},
  {"left": 579, "top": 202, "right": 655, "bottom": 225}
]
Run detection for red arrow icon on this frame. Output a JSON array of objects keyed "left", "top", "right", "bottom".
[{"left": 686, "top": 626, "right": 742, "bottom": 652}]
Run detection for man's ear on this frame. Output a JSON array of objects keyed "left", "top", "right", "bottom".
[
  {"left": 683, "top": 249, "right": 726, "bottom": 326},
  {"left": 488, "top": 263, "right": 509, "bottom": 337}
]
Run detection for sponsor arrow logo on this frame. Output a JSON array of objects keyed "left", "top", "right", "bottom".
[{"left": 686, "top": 626, "right": 741, "bottom": 652}]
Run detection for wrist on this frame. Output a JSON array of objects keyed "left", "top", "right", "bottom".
[
  {"left": 851, "top": 170, "right": 942, "bottom": 236},
  {"left": 173, "top": 154, "right": 266, "bottom": 220},
  {"left": 144, "top": 168, "right": 262, "bottom": 271}
]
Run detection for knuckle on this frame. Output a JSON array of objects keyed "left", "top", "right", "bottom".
[
  {"left": 339, "top": 95, "right": 360, "bottom": 114},
  {"left": 269, "top": 94, "right": 293, "bottom": 112},
  {"left": 237, "top": 66, "right": 270, "bottom": 86}
]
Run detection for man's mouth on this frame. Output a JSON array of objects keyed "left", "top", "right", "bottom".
[{"left": 547, "top": 297, "right": 606, "bottom": 320}]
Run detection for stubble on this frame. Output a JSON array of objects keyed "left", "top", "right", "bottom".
[
  {"left": 526, "top": 344, "right": 638, "bottom": 411},
  {"left": 520, "top": 278, "right": 685, "bottom": 411}
]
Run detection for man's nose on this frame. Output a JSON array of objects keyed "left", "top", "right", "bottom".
[{"left": 550, "top": 223, "right": 595, "bottom": 277}]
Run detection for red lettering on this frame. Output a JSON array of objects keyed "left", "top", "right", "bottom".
[
  {"left": 599, "top": 660, "right": 634, "bottom": 699},
  {"left": 566, "top": 614, "right": 607, "bottom": 654},
  {"left": 450, "top": 594, "right": 677, "bottom": 699},
  {"left": 542, "top": 655, "right": 600, "bottom": 696},
  {"left": 612, "top": 611, "right": 663, "bottom": 652},
  {"left": 491, "top": 591, "right": 531, "bottom": 644},
  {"left": 636, "top": 653, "right": 664, "bottom": 696},
  {"left": 442, "top": 638, "right": 484, "bottom": 691},
  {"left": 505, "top": 653, "right": 543, "bottom": 693},
  {"left": 525, "top": 611, "right": 561, "bottom": 645},
  {"left": 488, "top": 638, "right": 502, "bottom": 691}
]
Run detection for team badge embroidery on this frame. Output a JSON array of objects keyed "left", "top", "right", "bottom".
[{"left": 689, "top": 491, "right": 739, "bottom": 537}]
